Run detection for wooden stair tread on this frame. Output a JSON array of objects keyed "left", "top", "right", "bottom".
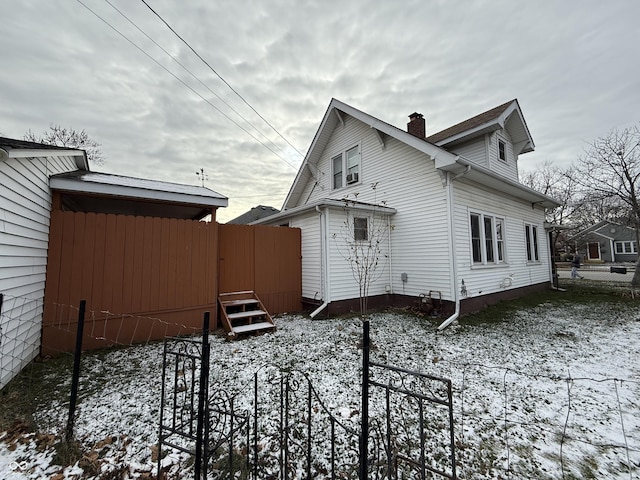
[
  {"left": 220, "top": 299, "right": 259, "bottom": 307},
  {"left": 227, "top": 309, "right": 266, "bottom": 320},
  {"left": 232, "top": 322, "right": 276, "bottom": 334}
]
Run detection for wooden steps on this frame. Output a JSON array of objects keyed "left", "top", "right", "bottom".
[{"left": 218, "top": 291, "right": 275, "bottom": 339}]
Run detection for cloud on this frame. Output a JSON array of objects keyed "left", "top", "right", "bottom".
[{"left": 1, "top": 0, "right": 639, "bottom": 221}]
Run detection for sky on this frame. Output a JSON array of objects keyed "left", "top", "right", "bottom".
[{"left": 1, "top": 0, "right": 639, "bottom": 222}]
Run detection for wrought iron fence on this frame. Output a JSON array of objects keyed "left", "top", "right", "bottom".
[{"left": 157, "top": 315, "right": 457, "bottom": 479}]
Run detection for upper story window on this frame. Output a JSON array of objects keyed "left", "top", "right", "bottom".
[
  {"left": 615, "top": 241, "right": 637, "bottom": 254},
  {"left": 470, "top": 212, "right": 505, "bottom": 265},
  {"left": 332, "top": 145, "right": 361, "bottom": 189},
  {"left": 525, "top": 223, "right": 540, "bottom": 262},
  {"left": 498, "top": 139, "right": 506, "bottom": 162}
]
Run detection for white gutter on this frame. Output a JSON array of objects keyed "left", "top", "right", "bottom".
[
  {"left": 310, "top": 206, "right": 330, "bottom": 318},
  {"left": 438, "top": 164, "right": 470, "bottom": 330}
]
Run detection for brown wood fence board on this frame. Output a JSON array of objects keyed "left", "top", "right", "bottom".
[
  {"left": 81, "top": 213, "right": 97, "bottom": 309},
  {"left": 92, "top": 213, "right": 107, "bottom": 312},
  {"left": 112, "top": 215, "right": 128, "bottom": 313},
  {"left": 166, "top": 218, "right": 178, "bottom": 307},
  {"left": 122, "top": 215, "right": 136, "bottom": 310},
  {"left": 219, "top": 224, "right": 302, "bottom": 315},
  {"left": 42, "top": 213, "right": 299, "bottom": 355},
  {"left": 158, "top": 218, "right": 170, "bottom": 310}
]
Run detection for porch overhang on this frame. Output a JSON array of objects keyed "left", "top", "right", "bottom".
[
  {"left": 50, "top": 171, "right": 228, "bottom": 220},
  {"left": 252, "top": 197, "right": 396, "bottom": 225}
]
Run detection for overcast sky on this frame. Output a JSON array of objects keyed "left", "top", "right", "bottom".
[{"left": 2, "top": 0, "right": 639, "bottom": 222}]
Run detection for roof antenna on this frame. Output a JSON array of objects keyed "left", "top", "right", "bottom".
[{"left": 196, "top": 168, "right": 208, "bottom": 187}]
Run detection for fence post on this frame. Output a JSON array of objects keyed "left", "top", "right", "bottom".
[
  {"left": 359, "top": 319, "right": 370, "bottom": 480},
  {"left": 194, "top": 311, "right": 210, "bottom": 480},
  {"left": 66, "top": 299, "right": 86, "bottom": 443}
]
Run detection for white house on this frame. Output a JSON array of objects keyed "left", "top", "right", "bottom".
[
  {"left": 0, "top": 138, "right": 88, "bottom": 389},
  {"left": 255, "top": 99, "right": 560, "bottom": 327}
]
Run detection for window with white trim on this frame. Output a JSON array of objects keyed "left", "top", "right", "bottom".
[
  {"left": 470, "top": 212, "right": 506, "bottom": 264},
  {"left": 354, "top": 217, "right": 368, "bottom": 241},
  {"left": 525, "top": 223, "right": 540, "bottom": 262},
  {"left": 615, "top": 241, "right": 637, "bottom": 254},
  {"left": 498, "top": 139, "right": 506, "bottom": 162},
  {"left": 331, "top": 145, "right": 360, "bottom": 189}
]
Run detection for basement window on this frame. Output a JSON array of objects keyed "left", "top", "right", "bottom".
[{"left": 354, "top": 217, "right": 368, "bottom": 241}]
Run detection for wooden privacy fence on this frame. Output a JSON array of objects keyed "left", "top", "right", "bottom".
[
  {"left": 42, "top": 211, "right": 219, "bottom": 354},
  {"left": 218, "top": 223, "right": 302, "bottom": 315},
  {"left": 41, "top": 212, "right": 302, "bottom": 355}
]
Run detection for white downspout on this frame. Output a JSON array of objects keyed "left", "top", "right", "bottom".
[
  {"left": 438, "top": 165, "right": 470, "bottom": 330},
  {"left": 310, "top": 206, "right": 330, "bottom": 318},
  {"left": 387, "top": 215, "right": 393, "bottom": 293}
]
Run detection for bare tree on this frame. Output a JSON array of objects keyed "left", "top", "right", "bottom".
[
  {"left": 521, "top": 161, "right": 583, "bottom": 226},
  {"left": 573, "top": 125, "right": 640, "bottom": 284},
  {"left": 24, "top": 124, "right": 104, "bottom": 166},
  {"left": 333, "top": 184, "right": 391, "bottom": 318}
]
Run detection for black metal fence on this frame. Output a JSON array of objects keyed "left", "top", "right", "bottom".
[{"left": 157, "top": 315, "right": 457, "bottom": 479}]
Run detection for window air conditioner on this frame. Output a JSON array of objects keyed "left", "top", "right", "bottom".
[{"left": 346, "top": 172, "right": 359, "bottom": 184}]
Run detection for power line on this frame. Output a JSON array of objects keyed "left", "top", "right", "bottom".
[
  {"left": 76, "top": 0, "right": 299, "bottom": 171},
  {"left": 139, "top": 0, "right": 305, "bottom": 159},
  {"left": 102, "top": 0, "right": 299, "bottom": 168}
]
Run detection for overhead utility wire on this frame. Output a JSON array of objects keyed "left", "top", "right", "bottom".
[
  {"left": 139, "top": 0, "right": 305, "bottom": 158},
  {"left": 103, "top": 0, "right": 296, "bottom": 167},
  {"left": 76, "top": 0, "right": 298, "bottom": 170}
]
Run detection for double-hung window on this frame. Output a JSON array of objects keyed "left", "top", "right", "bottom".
[
  {"left": 332, "top": 145, "right": 360, "bottom": 189},
  {"left": 470, "top": 212, "right": 505, "bottom": 265},
  {"left": 525, "top": 223, "right": 540, "bottom": 262},
  {"left": 615, "top": 241, "right": 637, "bottom": 254}
]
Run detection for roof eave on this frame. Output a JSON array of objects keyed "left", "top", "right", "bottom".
[
  {"left": 2, "top": 147, "right": 89, "bottom": 170},
  {"left": 50, "top": 176, "right": 228, "bottom": 208},
  {"left": 439, "top": 158, "right": 561, "bottom": 209},
  {"left": 283, "top": 99, "right": 458, "bottom": 209},
  {"left": 254, "top": 197, "right": 396, "bottom": 225}
]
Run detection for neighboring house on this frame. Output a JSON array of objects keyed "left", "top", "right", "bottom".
[
  {"left": 570, "top": 220, "right": 638, "bottom": 263},
  {"left": 255, "top": 99, "right": 560, "bottom": 326},
  {"left": 0, "top": 137, "right": 88, "bottom": 389},
  {"left": 227, "top": 205, "right": 280, "bottom": 224}
]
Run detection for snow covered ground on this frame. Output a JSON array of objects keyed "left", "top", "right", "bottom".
[{"left": 1, "top": 298, "right": 639, "bottom": 479}]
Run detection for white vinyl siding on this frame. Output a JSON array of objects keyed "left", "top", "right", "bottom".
[
  {"left": 488, "top": 130, "right": 519, "bottom": 182},
  {"left": 450, "top": 138, "right": 488, "bottom": 168},
  {"left": 327, "top": 209, "right": 390, "bottom": 302},
  {"left": 297, "top": 114, "right": 453, "bottom": 301},
  {"left": 453, "top": 180, "right": 550, "bottom": 297},
  {"left": 0, "top": 154, "right": 79, "bottom": 389},
  {"left": 289, "top": 212, "right": 323, "bottom": 301}
]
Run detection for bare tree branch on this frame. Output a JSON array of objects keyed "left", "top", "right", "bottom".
[{"left": 24, "top": 124, "right": 105, "bottom": 166}]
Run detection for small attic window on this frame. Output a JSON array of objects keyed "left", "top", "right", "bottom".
[{"left": 498, "top": 140, "right": 506, "bottom": 162}]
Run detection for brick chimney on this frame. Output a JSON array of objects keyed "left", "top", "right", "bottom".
[{"left": 407, "top": 112, "right": 426, "bottom": 139}]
